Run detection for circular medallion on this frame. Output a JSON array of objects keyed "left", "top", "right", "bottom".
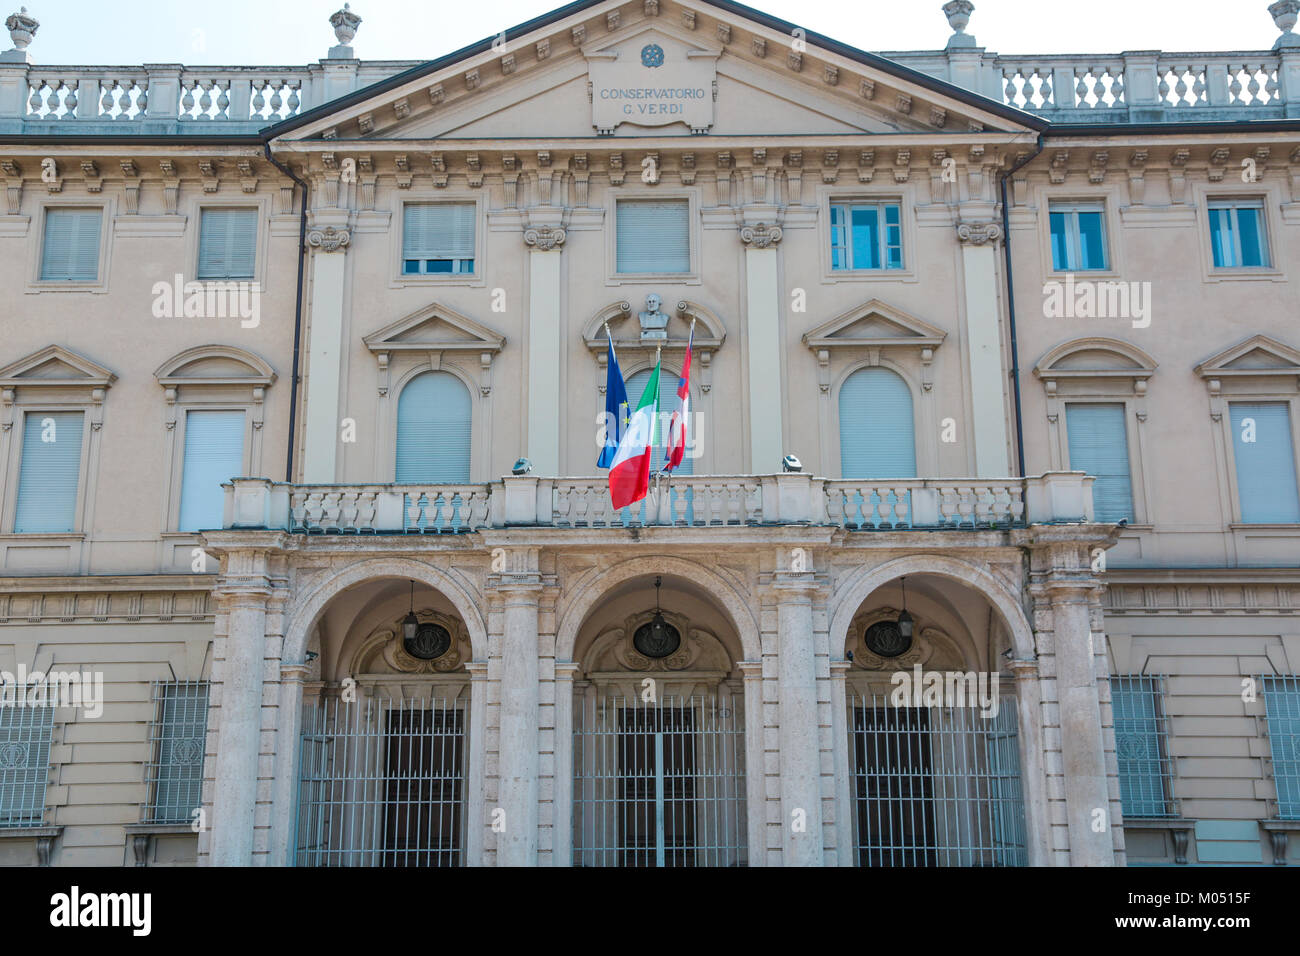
[
  {"left": 404, "top": 622, "right": 452, "bottom": 661},
  {"left": 633, "top": 614, "right": 681, "bottom": 658},
  {"left": 1117, "top": 734, "right": 1146, "bottom": 760},
  {"left": 641, "top": 43, "right": 665, "bottom": 68},
  {"left": 864, "top": 620, "right": 911, "bottom": 658},
  {"left": 0, "top": 742, "right": 27, "bottom": 770}
]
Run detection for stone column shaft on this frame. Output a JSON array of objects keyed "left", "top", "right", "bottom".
[
  {"left": 497, "top": 584, "right": 541, "bottom": 865},
  {"left": 774, "top": 571, "right": 824, "bottom": 866}
]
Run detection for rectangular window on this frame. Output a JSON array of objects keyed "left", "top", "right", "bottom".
[
  {"left": 178, "top": 410, "right": 245, "bottom": 532},
  {"left": 1208, "top": 200, "right": 1270, "bottom": 268},
  {"left": 616, "top": 200, "right": 690, "bottom": 273},
  {"left": 1049, "top": 202, "right": 1109, "bottom": 271},
  {"left": 1263, "top": 676, "right": 1300, "bottom": 820},
  {"left": 40, "top": 208, "right": 102, "bottom": 281},
  {"left": 13, "top": 410, "right": 84, "bottom": 533},
  {"left": 402, "top": 203, "right": 475, "bottom": 275},
  {"left": 1230, "top": 402, "right": 1300, "bottom": 523},
  {"left": 197, "top": 208, "right": 258, "bottom": 279},
  {"left": 1111, "top": 676, "right": 1175, "bottom": 818},
  {"left": 0, "top": 704, "right": 55, "bottom": 828},
  {"left": 1066, "top": 403, "right": 1134, "bottom": 523},
  {"left": 830, "top": 202, "right": 903, "bottom": 271},
  {"left": 146, "top": 681, "right": 210, "bottom": 824}
]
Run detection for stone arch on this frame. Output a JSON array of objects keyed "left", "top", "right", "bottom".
[
  {"left": 829, "top": 553, "right": 1034, "bottom": 662},
  {"left": 284, "top": 557, "right": 487, "bottom": 665},
  {"left": 555, "top": 555, "right": 760, "bottom": 663}
]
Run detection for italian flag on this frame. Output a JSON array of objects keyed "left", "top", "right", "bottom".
[{"left": 609, "top": 360, "right": 660, "bottom": 510}]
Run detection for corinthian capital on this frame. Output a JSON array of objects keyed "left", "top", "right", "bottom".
[
  {"left": 523, "top": 224, "right": 567, "bottom": 251},
  {"left": 955, "top": 221, "right": 1003, "bottom": 245},
  {"left": 739, "top": 222, "right": 783, "bottom": 248}
]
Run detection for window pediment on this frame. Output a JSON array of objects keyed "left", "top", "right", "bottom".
[
  {"left": 364, "top": 302, "right": 506, "bottom": 361},
  {"left": 1195, "top": 334, "right": 1300, "bottom": 390},
  {"left": 802, "top": 299, "right": 947, "bottom": 351},
  {"left": 1034, "top": 337, "right": 1156, "bottom": 397},
  {"left": 153, "top": 345, "right": 276, "bottom": 389},
  {"left": 0, "top": 345, "right": 117, "bottom": 391}
]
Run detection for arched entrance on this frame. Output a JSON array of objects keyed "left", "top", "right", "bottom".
[
  {"left": 831, "top": 560, "right": 1046, "bottom": 867},
  {"left": 286, "top": 575, "right": 481, "bottom": 867},
  {"left": 567, "top": 570, "right": 751, "bottom": 867}
]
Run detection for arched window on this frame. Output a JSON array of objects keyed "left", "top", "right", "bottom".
[
  {"left": 625, "top": 367, "right": 693, "bottom": 477},
  {"left": 396, "top": 371, "right": 471, "bottom": 482},
  {"left": 838, "top": 367, "right": 916, "bottom": 479}
]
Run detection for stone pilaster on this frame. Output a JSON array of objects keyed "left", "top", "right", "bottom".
[
  {"left": 490, "top": 547, "right": 542, "bottom": 866},
  {"left": 740, "top": 217, "right": 784, "bottom": 473},
  {"left": 771, "top": 553, "right": 825, "bottom": 866},
  {"left": 301, "top": 214, "right": 352, "bottom": 482},
  {"left": 268, "top": 662, "right": 309, "bottom": 866},
  {"left": 954, "top": 219, "right": 1012, "bottom": 477},
  {"left": 522, "top": 216, "right": 567, "bottom": 475}
]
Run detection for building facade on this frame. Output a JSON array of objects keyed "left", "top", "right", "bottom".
[{"left": 0, "top": 0, "right": 1299, "bottom": 866}]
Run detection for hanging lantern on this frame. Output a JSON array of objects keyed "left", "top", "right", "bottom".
[
  {"left": 401, "top": 580, "right": 451, "bottom": 661},
  {"left": 897, "top": 576, "right": 915, "bottom": 641},
  {"left": 862, "top": 577, "right": 914, "bottom": 658},
  {"left": 633, "top": 576, "right": 681, "bottom": 659}
]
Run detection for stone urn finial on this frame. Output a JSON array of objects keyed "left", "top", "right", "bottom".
[
  {"left": 3, "top": 6, "right": 38, "bottom": 63},
  {"left": 1271, "top": 0, "right": 1300, "bottom": 48},
  {"left": 943, "top": 1, "right": 976, "bottom": 48},
  {"left": 328, "top": 3, "right": 361, "bottom": 57}
]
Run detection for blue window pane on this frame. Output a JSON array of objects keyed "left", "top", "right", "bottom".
[
  {"left": 1209, "top": 208, "right": 1233, "bottom": 267},
  {"left": 403, "top": 260, "right": 419, "bottom": 274},
  {"left": 426, "top": 259, "right": 452, "bottom": 273},
  {"left": 462, "top": 259, "right": 474, "bottom": 273},
  {"left": 1078, "top": 212, "right": 1107, "bottom": 270},
  {"left": 884, "top": 204, "right": 900, "bottom": 226},
  {"left": 1237, "top": 208, "right": 1266, "bottom": 267},
  {"left": 850, "top": 207, "right": 880, "bottom": 269},
  {"left": 1049, "top": 212, "right": 1070, "bottom": 270}
]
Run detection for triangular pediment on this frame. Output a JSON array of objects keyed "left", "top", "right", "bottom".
[
  {"left": 803, "top": 299, "right": 946, "bottom": 351},
  {"left": 1195, "top": 335, "right": 1300, "bottom": 378},
  {"left": 270, "top": 0, "right": 1037, "bottom": 143},
  {"left": 0, "top": 345, "right": 116, "bottom": 388},
  {"left": 364, "top": 303, "right": 505, "bottom": 354}
]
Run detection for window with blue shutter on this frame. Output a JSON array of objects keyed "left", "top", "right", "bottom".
[
  {"left": 1111, "top": 676, "right": 1174, "bottom": 818},
  {"left": 1208, "top": 200, "right": 1270, "bottom": 268},
  {"left": 402, "top": 203, "right": 475, "bottom": 275},
  {"left": 830, "top": 202, "right": 903, "bottom": 271},
  {"left": 1048, "top": 203, "right": 1108, "bottom": 271},
  {"left": 197, "top": 208, "right": 258, "bottom": 279},
  {"left": 178, "top": 410, "right": 245, "bottom": 532},
  {"left": 616, "top": 200, "right": 690, "bottom": 273},
  {"left": 40, "top": 208, "right": 102, "bottom": 281},
  {"left": 838, "top": 368, "right": 916, "bottom": 479},
  {"left": 1066, "top": 404, "right": 1133, "bottom": 522},
  {"left": 396, "top": 372, "right": 471, "bottom": 482},
  {"left": 1230, "top": 402, "right": 1300, "bottom": 523},
  {"left": 13, "top": 410, "right": 84, "bottom": 533}
]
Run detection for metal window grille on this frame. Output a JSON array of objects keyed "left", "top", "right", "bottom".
[
  {"left": 295, "top": 695, "right": 468, "bottom": 867},
  {"left": 145, "top": 680, "right": 210, "bottom": 824},
  {"left": 847, "top": 693, "right": 1026, "bottom": 866},
  {"left": 0, "top": 700, "right": 55, "bottom": 828},
  {"left": 573, "top": 693, "right": 747, "bottom": 867},
  {"left": 1110, "top": 675, "right": 1175, "bottom": 818},
  {"left": 1263, "top": 675, "right": 1300, "bottom": 820}
]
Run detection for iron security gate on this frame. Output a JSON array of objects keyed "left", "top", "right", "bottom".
[
  {"left": 295, "top": 696, "right": 467, "bottom": 866},
  {"left": 573, "top": 694, "right": 746, "bottom": 867},
  {"left": 849, "top": 694, "right": 1026, "bottom": 866}
]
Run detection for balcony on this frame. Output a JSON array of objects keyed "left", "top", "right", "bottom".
[{"left": 221, "top": 473, "right": 1096, "bottom": 534}]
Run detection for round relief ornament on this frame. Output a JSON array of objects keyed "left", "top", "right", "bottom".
[{"left": 641, "top": 43, "right": 665, "bottom": 68}]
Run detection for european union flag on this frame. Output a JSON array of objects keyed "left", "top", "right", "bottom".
[{"left": 597, "top": 330, "right": 629, "bottom": 469}]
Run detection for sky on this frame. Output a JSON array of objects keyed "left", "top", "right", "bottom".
[{"left": 10, "top": 0, "right": 1289, "bottom": 66}]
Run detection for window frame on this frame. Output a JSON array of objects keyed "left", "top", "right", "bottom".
[
  {"left": 1207, "top": 197, "right": 1271, "bottom": 270},
  {"left": 1225, "top": 399, "right": 1300, "bottom": 525},
  {"left": 829, "top": 200, "right": 905, "bottom": 273},
  {"left": 1047, "top": 200, "right": 1111, "bottom": 272},
  {"left": 816, "top": 188, "right": 916, "bottom": 283},
  {"left": 1191, "top": 182, "right": 1285, "bottom": 282},
  {"left": 195, "top": 205, "right": 261, "bottom": 281},
  {"left": 391, "top": 198, "right": 486, "bottom": 288},
  {"left": 1109, "top": 674, "right": 1177, "bottom": 819},
  {"left": 605, "top": 188, "right": 701, "bottom": 285},
  {"left": 144, "top": 680, "right": 211, "bottom": 826},
  {"left": 26, "top": 199, "right": 114, "bottom": 294},
  {"left": 1062, "top": 401, "right": 1136, "bottom": 524}
]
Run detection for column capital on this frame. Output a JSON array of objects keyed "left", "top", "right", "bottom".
[
  {"left": 955, "top": 220, "right": 1003, "bottom": 245},
  {"left": 306, "top": 225, "right": 351, "bottom": 253},
  {"left": 739, "top": 221, "right": 783, "bottom": 248},
  {"left": 523, "top": 224, "right": 567, "bottom": 250}
]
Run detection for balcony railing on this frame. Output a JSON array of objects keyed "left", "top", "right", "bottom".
[{"left": 221, "top": 473, "right": 1095, "bottom": 535}]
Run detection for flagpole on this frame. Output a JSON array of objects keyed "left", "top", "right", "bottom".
[{"left": 653, "top": 342, "right": 664, "bottom": 525}]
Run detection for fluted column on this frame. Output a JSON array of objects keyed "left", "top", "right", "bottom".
[{"left": 772, "top": 558, "right": 825, "bottom": 866}]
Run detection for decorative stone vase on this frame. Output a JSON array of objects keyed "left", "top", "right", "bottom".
[
  {"left": 5, "top": 6, "right": 38, "bottom": 52},
  {"left": 943, "top": 0, "right": 975, "bottom": 35},
  {"left": 330, "top": 3, "right": 362, "bottom": 45},
  {"left": 1271, "top": 0, "right": 1300, "bottom": 48}
]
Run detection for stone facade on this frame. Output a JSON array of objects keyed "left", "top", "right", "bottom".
[{"left": 0, "top": 0, "right": 1298, "bottom": 867}]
